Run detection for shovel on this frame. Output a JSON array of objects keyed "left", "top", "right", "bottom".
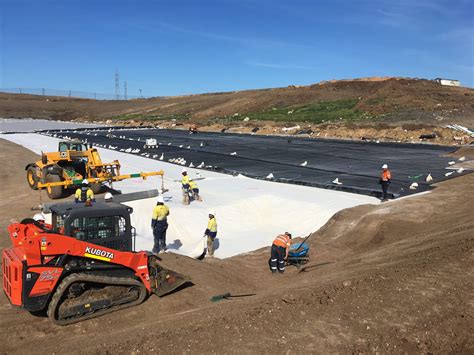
[{"left": 210, "top": 292, "right": 256, "bottom": 303}]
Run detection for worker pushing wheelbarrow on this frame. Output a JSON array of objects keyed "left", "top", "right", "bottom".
[{"left": 269, "top": 232, "right": 311, "bottom": 273}]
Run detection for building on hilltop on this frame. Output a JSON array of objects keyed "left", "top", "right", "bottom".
[{"left": 434, "top": 78, "right": 461, "bottom": 87}]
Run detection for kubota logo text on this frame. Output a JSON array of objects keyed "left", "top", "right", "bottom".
[{"left": 84, "top": 246, "right": 114, "bottom": 261}]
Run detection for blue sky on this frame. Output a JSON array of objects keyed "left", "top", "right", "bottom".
[{"left": 0, "top": 0, "right": 472, "bottom": 97}]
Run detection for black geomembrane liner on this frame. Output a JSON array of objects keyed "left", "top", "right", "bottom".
[{"left": 39, "top": 127, "right": 465, "bottom": 199}]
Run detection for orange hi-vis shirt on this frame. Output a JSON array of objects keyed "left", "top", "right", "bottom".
[
  {"left": 381, "top": 170, "right": 391, "bottom": 182},
  {"left": 273, "top": 234, "right": 291, "bottom": 249}
]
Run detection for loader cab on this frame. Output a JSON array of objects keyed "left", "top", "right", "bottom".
[
  {"left": 58, "top": 140, "right": 89, "bottom": 153},
  {"left": 57, "top": 140, "right": 92, "bottom": 178},
  {"left": 49, "top": 202, "right": 135, "bottom": 252}
]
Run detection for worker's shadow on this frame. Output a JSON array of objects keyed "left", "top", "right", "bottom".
[{"left": 167, "top": 239, "right": 183, "bottom": 251}]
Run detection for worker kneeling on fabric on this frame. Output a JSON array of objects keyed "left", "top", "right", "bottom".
[
  {"left": 189, "top": 179, "right": 202, "bottom": 201},
  {"left": 270, "top": 232, "right": 292, "bottom": 274},
  {"left": 75, "top": 179, "right": 95, "bottom": 203},
  {"left": 151, "top": 196, "right": 170, "bottom": 254}
]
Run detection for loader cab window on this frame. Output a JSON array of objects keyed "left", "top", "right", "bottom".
[
  {"left": 59, "top": 142, "right": 87, "bottom": 152},
  {"left": 71, "top": 143, "right": 87, "bottom": 152},
  {"left": 69, "top": 215, "right": 127, "bottom": 242}
]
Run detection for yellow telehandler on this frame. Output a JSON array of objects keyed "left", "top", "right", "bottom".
[{"left": 26, "top": 139, "right": 163, "bottom": 199}]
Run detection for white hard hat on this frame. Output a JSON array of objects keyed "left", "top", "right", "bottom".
[
  {"left": 104, "top": 192, "right": 113, "bottom": 201},
  {"left": 382, "top": 164, "right": 388, "bottom": 169},
  {"left": 208, "top": 210, "right": 216, "bottom": 216},
  {"left": 157, "top": 196, "right": 164, "bottom": 203},
  {"left": 181, "top": 168, "right": 187, "bottom": 173},
  {"left": 33, "top": 213, "right": 45, "bottom": 222},
  {"left": 82, "top": 179, "right": 89, "bottom": 185}
]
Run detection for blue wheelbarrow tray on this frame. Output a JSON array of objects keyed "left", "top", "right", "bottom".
[{"left": 288, "top": 243, "right": 310, "bottom": 258}]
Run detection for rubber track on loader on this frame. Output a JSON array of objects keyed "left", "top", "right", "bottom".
[{"left": 47, "top": 273, "right": 147, "bottom": 326}]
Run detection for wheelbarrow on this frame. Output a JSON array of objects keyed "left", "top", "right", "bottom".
[{"left": 287, "top": 242, "right": 310, "bottom": 269}]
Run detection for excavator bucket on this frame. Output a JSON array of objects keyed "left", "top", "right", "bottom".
[{"left": 148, "top": 256, "right": 191, "bottom": 297}]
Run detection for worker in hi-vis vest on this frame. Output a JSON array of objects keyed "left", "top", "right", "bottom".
[
  {"left": 205, "top": 210, "right": 217, "bottom": 257},
  {"left": 270, "top": 232, "right": 292, "bottom": 274},
  {"left": 379, "top": 163, "right": 392, "bottom": 202},
  {"left": 151, "top": 196, "right": 169, "bottom": 254},
  {"left": 75, "top": 179, "right": 95, "bottom": 203},
  {"left": 189, "top": 180, "right": 202, "bottom": 201}
]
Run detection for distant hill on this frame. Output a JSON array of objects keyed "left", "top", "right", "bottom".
[{"left": 0, "top": 77, "right": 472, "bottom": 126}]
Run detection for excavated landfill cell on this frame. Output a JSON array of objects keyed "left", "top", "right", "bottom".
[{"left": 40, "top": 127, "right": 462, "bottom": 198}]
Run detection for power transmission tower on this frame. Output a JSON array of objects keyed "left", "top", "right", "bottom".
[
  {"left": 115, "top": 70, "right": 120, "bottom": 100},
  {"left": 124, "top": 81, "right": 128, "bottom": 100},
  {"left": 139, "top": 89, "right": 142, "bottom": 98}
]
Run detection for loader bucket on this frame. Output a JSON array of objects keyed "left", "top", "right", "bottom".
[{"left": 148, "top": 257, "right": 191, "bottom": 297}]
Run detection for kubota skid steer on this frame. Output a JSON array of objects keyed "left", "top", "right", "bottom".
[{"left": 2, "top": 201, "right": 190, "bottom": 325}]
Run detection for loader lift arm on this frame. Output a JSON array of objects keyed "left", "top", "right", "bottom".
[{"left": 37, "top": 170, "right": 164, "bottom": 189}]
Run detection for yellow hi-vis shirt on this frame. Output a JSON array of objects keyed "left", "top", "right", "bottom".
[
  {"left": 189, "top": 180, "right": 198, "bottom": 189},
  {"left": 152, "top": 205, "right": 170, "bottom": 221},
  {"left": 181, "top": 175, "right": 190, "bottom": 185},
  {"left": 75, "top": 188, "right": 94, "bottom": 201},
  {"left": 207, "top": 217, "right": 217, "bottom": 232}
]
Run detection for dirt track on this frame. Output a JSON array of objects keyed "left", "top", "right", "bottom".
[{"left": 0, "top": 138, "right": 473, "bottom": 354}]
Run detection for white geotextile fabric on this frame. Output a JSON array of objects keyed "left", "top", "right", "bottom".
[{"left": 0, "top": 118, "right": 98, "bottom": 133}]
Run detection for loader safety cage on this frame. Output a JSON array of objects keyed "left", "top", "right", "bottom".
[{"left": 49, "top": 202, "right": 136, "bottom": 252}]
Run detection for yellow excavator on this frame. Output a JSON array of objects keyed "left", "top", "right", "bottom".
[{"left": 26, "top": 139, "right": 163, "bottom": 199}]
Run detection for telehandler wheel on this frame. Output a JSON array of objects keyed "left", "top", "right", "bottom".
[
  {"left": 90, "top": 182, "right": 102, "bottom": 194},
  {"left": 46, "top": 174, "right": 63, "bottom": 199},
  {"left": 26, "top": 166, "right": 39, "bottom": 190}
]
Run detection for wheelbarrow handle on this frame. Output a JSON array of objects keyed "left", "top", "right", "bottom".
[{"left": 293, "top": 233, "right": 312, "bottom": 252}]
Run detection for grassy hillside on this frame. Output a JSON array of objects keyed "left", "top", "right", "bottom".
[{"left": 1, "top": 78, "right": 473, "bottom": 126}]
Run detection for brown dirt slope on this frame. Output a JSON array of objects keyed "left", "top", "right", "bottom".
[
  {"left": 0, "top": 138, "right": 472, "bottom": 354},
  {"left": 1, "top": 78, "right": 473, "bottom": 126}
]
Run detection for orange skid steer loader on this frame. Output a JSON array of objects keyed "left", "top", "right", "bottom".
[{"left": 2, "top": 201, "right": 190, "bottom": 325}]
